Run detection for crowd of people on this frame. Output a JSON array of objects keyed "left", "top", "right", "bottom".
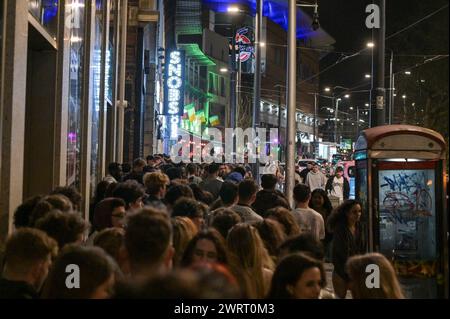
[{"left": 0, "top": 154, "right": 405, "bottom": 299}]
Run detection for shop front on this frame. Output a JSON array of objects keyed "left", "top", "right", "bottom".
[{"left": 0, "top": 0, "right": 120, "bottom": 238}]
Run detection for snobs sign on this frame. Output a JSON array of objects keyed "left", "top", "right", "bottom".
[{"left": 164, "top": 50, "right": 185, "bottom": 140}]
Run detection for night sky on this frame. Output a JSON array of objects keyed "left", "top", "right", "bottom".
[{"left": 315, "top": 0, "right": 449, "bottom": 136}]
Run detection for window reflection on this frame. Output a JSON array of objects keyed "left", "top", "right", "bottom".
[
  {"left": 28, "top": 0, "right": 59, "bottom": 37},
  {"left": 91, "top": 0, "right": 104, "bottom": 194},
  {"left": 66, "top": 0, "right": 84, "bottom": 189}
]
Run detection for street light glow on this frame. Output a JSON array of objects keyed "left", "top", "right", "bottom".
[
  {"left": 404, "top": 71, "right": 411, "bottom": 75},
  {"left": 219, "top": 67, "right": 228, "bottom": 73},
  {"left": 227, "top": 6, "right": 240, "bottom": 13},
  {"left": 365, "top": 103, "right": 369, "bottom": 107},
  {"left": 402, "top": 95, "right": 407, "bottom": 99},
  {"left": 260, "top": 42, "right": 266, "bottom": 47},
  {"left": 344, "top": 94, "right": 350, "bottom": 98},
  {"left": 349, "top": 106, "right": 354, "bottom": 110},
  {"left": 367, "top": 42, "right": 375, "bottom": 48},
  {"left": 324, "top": 87, "right": 331, "bottom": 92},
  {"left": 365, "top": 74, "right": 371, "bottom": 78}
]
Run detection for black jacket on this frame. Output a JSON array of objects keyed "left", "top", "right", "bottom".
[
  {"left": 0, "top": 278, "right": 39, "bottom": 299},
  {"left": 252, "top": 189, "right": 290, "bottom": 216},
  {"left": 325, "top": 175, "right": 350, "bottom": 200},
  {"left": 331, "top": 224, "right": 365, "bottom": 281}
]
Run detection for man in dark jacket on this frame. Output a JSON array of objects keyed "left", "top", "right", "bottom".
[
  {"left": 252, "top": 174, "right": 290, "bottom": 216},
  {"left": 325, "top": 166, "right": 350, "bottom": 201},
  {"left": 0, "top": 228, "right": 57, "bottom": 299}
]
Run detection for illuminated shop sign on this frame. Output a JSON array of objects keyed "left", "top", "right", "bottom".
[{"left": 164, "top": 50, "right": 185, "bottom": 140}]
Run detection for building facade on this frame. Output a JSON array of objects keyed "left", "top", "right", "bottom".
[{"left": 0, "top": 0, "right": 147, "bottom": 240}]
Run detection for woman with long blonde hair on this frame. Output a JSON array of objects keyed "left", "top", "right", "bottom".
[
  {"left": 227, "top": 223, "right": 273, "bottom": 298},
  {"left": 346, "top": 253, "right": 405, "bottom": 299}
]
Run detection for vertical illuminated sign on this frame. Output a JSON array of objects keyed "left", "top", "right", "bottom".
[{"left": 164, "top": 50, "right": 185, "bottom": 140}]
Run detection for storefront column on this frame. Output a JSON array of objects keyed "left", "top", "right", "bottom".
[
  {"left": 0, "top": 0, "right": 28, "bottom": 239},
  {"left": 54, "top": 0, "right": 71, "bottom": 187},
  {"left": 79, "top": 0, "right": 95, "bottom": 219}
]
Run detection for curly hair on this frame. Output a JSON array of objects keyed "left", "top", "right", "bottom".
[{"left": 327, "top": 199, "right": 361, "bottom": 232}]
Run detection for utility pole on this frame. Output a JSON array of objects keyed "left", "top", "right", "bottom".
[
  {"left": 285, "top": 0, "right": 296, "bottom": 208},
  {"left": 334, "top": 97, "right": 340, "bottom": 144},
  {"left": 230, "top": 25, "right": 237, "bottom": 130},
  {"left": 356, "top": 105, "right": 360, "bottom": 137},
  {"left": 252, "top": 0, "right": 262, "bottom": 181},
  {"left": 388, "top": 50, "right": 394, "bottom": 124},
  {"left": 370, "top": 0, "right": 386, "bottom": 127},
  {"left": 277, "top": 85, "right": 283, "bottom": 162},
  {"left": 313, "top": 93, "right": 317, "bottom": 158}
]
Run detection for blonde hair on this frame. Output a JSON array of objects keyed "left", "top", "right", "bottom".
[
  {"left": 346, "top": 253, "right": 405, "bottom": 299},
  {"left": 171, "top": 216, "right": 198, "bottom": 267},
  {"left": 227, "top": 223, "right": 272, "bottom": 298},
  {"left": 143, "top": 172, "right": 170, "bottom": 195}
]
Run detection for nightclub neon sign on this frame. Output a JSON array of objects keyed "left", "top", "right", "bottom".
[{"left": 164, "top": 50, "right": 185, "bottom": 140}]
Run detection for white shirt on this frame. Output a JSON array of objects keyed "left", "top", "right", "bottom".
[
  {"left": 330, "top": 176, "right": 344, "bottom": 201},
  {"left": 292, "top": 207, "right": 325, "bottom": 241}
]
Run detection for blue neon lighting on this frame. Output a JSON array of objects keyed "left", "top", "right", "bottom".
[
  {"left": 42, "top": 0, "right": 58, "bottom": 24},
  {"left": 202, "top": 0, "right": 314, "bottom": 39}
]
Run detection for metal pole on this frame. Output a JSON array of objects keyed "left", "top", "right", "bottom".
[
  {"left": 313, "top": 93, "right": 317, "bottom": 157},
  {"left": 237, "top": 56, "right": 241, "bottom": 125},
  {"left": 285, "top": 0, "right": 296, "bottom": 207},
  {"left": 277, "top": 85, "right": 282, "bottom": 162},
  {"left": 334, "top": 98, "right": 339, "bottom": 144},
  {"left": 370, "top": 0, "right": 386, "bottom": 127},
  {"left": 117, "top": 0, "right": 128, "bottom": 163},
  {"left": 392, "top": 73, "right": 396, "bottom": 124},
  {"left": 230, "top": 25, "right": 237, "bottom": 130},
  {"left": 252, "top": 0, "right": 262, "bottom": 181},
  {"left": 403, "top": 97, "right": 407, "bottom": 123},
  {"left": 356, "top": 105, "right": 360, "bottom": 137},
  {"left": 388, "top": 50, "right": 393, "bottom": 124}
]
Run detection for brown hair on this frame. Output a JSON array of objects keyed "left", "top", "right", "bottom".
[
  {"left": 181, "top": 228, "right": 229, "bottom": 267},
  {"left": 29, "top": 194, "right": 73, "bottom": 226},
  {"left": 265, "top": 207, "right": 301, "bottom": 237},
  {"left": 346, "top": 253, "right": 405, "bottom": 299},
  {"left": 124, "top": 208, "right": 172, "bottom": 268},
  {"left": 254, "top": 219, "right": 286, "bottom": 258},
  {"left": 35, "top": 210, "right": 90, "bottom": 249},
  {"left": 3, "top": 228, "right": 58, "bottom": 274},
  {"left": 93, "top": 227, "right": 125, "bottom": 261},
  {"left": 227, "top": 223, "right": 271, "bottom": 298},
  {"left": 171, "top": 217, "right": 198, "bottom": 267},
  {"left": 42, "top": 245, "right": 116, "bottom": 299}
]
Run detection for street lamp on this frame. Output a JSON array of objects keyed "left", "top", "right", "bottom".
[
  {"left": 365, "top": 74, "right": 371, "bottom": 79},
  {"left": 402, "top": 95, "right": 407, "bottom": 123},
  {"left": 324, "top": 87, "right": 331, "bottom": 92},
  {"left": 367, "top": 41, "right": 375, "bottom": 48},
  {"left": 227, "top": 6, "right": 240, "bottom": 13},
  {"left": 219, "top": 67, "right": 228, "bottom": 73}
]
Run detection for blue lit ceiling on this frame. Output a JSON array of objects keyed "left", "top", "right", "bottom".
[{"left": 202, "top": 0, "right": 317, "bottom": 39}]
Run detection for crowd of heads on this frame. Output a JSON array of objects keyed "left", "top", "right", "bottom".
[{"left": 0, "top": 156, "right": 406, "bottom": 300}]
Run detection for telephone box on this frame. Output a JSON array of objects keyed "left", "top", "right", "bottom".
[{"left": 354, "top": 125, "right": 448, "bottom": 299}]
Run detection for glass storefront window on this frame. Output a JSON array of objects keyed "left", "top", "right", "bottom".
[
  {"left": 106, "top": 0, "right": 115, "bottom": 103},
  {"left": 66, "top": 0, "right": 85, "bottom": 189},
  {"left": 91, "top": 0, "right": 104, "bottom": 193},
  {"left": 28, "top": 0, "right": 59, "bottom": 37}
]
